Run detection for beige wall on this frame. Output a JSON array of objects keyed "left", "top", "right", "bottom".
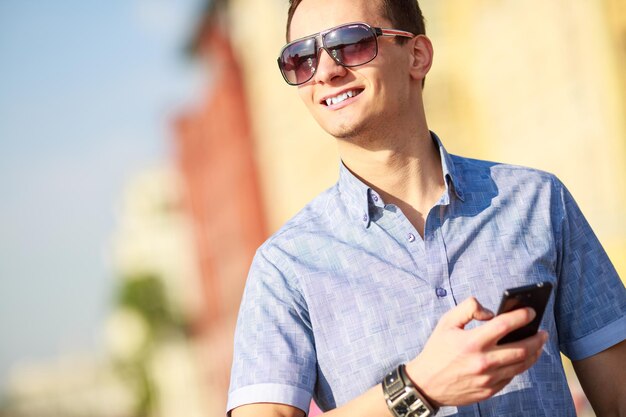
[
  {"left": 228, "top": 0, "right": 626, "bottom": 276},
  {"left": 227, "top": 0, "right": 338, "bottom": 232}
]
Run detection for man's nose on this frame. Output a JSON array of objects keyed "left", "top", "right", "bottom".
[{"left": 313, "top": 48, "right": 347, "bottom": 84}]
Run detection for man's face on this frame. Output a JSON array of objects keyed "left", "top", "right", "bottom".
[{"left": 289, "top": 0, "right": 413, "bottom": 141}]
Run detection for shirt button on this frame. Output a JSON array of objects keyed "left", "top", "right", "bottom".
[
  {"left": 408, "top": 233, "right": 416, "bottom": 242},
  {"left": 436, "top": 287, "right": 447, "bottom": 298},
  {"left": 372, "top": 194, "right": 379, "bottom": 202},
  {"left": 362, "top": 213, "right": 368, "bottom": 222}
]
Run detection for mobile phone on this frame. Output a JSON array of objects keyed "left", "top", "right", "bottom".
[{"left": 496, "top": 281, "right": 553, "bottom": 345}]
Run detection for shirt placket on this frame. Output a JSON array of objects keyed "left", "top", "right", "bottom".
[
  {"left": 424, "top": 205, "right": 455, "bottom": 303},
  {"left": 424, "top": 203, "right": 484, "bottom": 417}
]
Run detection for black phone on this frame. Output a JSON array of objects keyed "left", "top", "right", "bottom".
[{"left": 496, "top": 281, "right": 553, "bottom": 345}]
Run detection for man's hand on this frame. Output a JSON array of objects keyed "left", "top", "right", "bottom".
[{"left": 406, "top": 297, "right": 548, "bottom": 407}]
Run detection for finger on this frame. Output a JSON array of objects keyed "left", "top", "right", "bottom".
[
  {"left": 490, "top": 344, "right": 545, "bottom": 385},
  {"left": 474, "top": 306, "right": 495, "bottom": 322},
  {"left": 441, "top": 297, "right": 495, "bottom": 329},
  {"left": 476, "top": 307, "right": 537, "bottom": 346},
  {"left": 475, "top": 352, "right": 542, "bottom": 398},
  {"left": 485, "top": 331, "right": 548, "bottom": 368}
]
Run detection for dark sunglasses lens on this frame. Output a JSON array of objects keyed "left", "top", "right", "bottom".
[
  {"left": 325, "top": 24, "right": 377, "bottom": 66},
  {"left": 280, "top": 38, "right": 317, "bottom": 85}
]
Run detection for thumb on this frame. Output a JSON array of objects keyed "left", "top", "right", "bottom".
[{"left": 441, "top": 297, "right": 494, "bottom": 329}]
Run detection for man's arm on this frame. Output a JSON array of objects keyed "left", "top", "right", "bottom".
[
  {"left": 231, "top": 403, "right": 305, "bottom": 417},
  {"left": 232, "top": 297, "right": 546, "bottom": 416},
  {"left": 573, "top": 339, "right": 626, "bottom": 417}
]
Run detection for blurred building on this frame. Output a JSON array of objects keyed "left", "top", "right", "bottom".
[
  {"left": 174, "top": 1, "right": 626, "bottom": 416},
  {"left": 172, "top": 2, "right": 267, "bottom": 415},
  {"left": 0, "top": 355, "right": 132, "bottom": 417}
]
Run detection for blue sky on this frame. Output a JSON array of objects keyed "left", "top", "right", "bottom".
[{"left": 0, "top": 0, "right": 206, "bottom": 388}]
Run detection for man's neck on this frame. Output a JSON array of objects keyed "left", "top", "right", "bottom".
[{"left": 338, "top": 129, "right": 446, "bottom": 238}]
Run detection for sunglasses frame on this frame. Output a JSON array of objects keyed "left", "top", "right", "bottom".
[{"left": 277, "top": 22, "right": 415, "bottom": 86}]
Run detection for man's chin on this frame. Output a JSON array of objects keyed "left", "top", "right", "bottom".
[{"left": 320, "top": 120, "right": 366, "bottom": 141}]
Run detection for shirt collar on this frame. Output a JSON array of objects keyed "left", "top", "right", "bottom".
[
  {"left": 338, "top": 131, "right": 465, "bottom": 228},
  {"left": 338, "top": 161, "right": 374, "bottom": 227},
  {"left": 432, "top": 131, "right": 466, "bottom": 203}
]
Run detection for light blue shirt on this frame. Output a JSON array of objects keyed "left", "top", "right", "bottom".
[{"left": 227, "top": 133, "right": 626, "bottom": 416}]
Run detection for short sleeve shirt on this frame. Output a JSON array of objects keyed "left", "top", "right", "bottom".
[{"left": 227, "top": 133, "right": 626, "bottom": 416}]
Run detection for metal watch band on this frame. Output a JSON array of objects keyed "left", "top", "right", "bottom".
[{"left": 382, "top": 364, "right": 436, "bottom": 417}]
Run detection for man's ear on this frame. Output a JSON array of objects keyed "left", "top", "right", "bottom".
[{"left": 408, "top": 35, "right": 434, "bottom": 84}]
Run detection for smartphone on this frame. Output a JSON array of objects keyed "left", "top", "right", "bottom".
[{"left": 496, "top": 281, "right": 553, "bottom": 345}]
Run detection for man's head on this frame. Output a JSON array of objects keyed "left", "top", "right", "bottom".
[
  {"left": 284, "top": 0, "right": 433, "bottom": 143},
  {"left": 286, "top": 0, "right": 426, "bottom": 42}
]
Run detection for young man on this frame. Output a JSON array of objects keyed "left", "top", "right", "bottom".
[{"left": 227, "top": 0, "right": 626, "bottom": 416}]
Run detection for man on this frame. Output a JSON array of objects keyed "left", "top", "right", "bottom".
[{"left": 227, "top": 0, "right": 626, "bottom": 416}]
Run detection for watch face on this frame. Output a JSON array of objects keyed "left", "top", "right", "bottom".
[
  {"left": 394, "top": 398, "right": 430, "bottom": 417},
  {"left": 393, "top": 403, "right": 409, "bottom": 416}
]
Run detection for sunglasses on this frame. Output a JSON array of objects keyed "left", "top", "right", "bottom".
[{"left": 277, "top": 22, "right": 415, "bottom": 86}]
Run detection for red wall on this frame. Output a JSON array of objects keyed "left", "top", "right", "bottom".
[{"left": 174, "top": 22, "right": 267, "bottom": 411}]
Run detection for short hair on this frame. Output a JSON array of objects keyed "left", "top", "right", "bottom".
[{"left": 285, "top": 0, "right": 426, "bottom": 41}]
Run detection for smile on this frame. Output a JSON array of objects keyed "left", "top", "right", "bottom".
[{"left": 323, "top": 89, "right": 363, "bottom": 106}]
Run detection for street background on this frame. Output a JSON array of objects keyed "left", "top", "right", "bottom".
[{"left": 1, "top": 1, "right": 625, "bottom": 416}]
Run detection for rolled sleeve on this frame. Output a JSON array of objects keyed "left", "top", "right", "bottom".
[
  {"left": 561, "top": 315, "right": 626, "bottom": 360},
  {"left": 553, "top": 178, "right": 626, "bottom": 360},
  {"left": 227, "top": 246, "right": 317, "bottom": 414},
  {"left": 227, "top": 383, "right": 312, "bottom": 415}
]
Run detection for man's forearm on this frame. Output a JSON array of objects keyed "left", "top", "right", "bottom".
[
  {"left": 327, "top": 383, "right": 397, "bottom": 417},
  {"left": 230, "top": 385, "right": 391, "bottom": 417},
  {"left": 573, "top": 340, "right": 626, "bottom": 417}
]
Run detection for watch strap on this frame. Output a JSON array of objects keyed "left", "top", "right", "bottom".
[
  {"left": 382, "top": 364, "right": 436, "bottom": 417},
  {"left": 383, "top": 365, "right": 406, "bottom": 399}
]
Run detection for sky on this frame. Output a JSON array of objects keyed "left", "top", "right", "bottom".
[{"left": 0, "top": 0, "right": 206, "bottom": 389}]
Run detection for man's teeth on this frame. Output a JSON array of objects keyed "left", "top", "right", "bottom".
[{"left": 325, "top": 90, "right": 359, "bottom": 106}]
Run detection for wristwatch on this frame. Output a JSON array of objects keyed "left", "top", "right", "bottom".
[{"left": 382, "top": 364, "right": 437, "bottom": 417}]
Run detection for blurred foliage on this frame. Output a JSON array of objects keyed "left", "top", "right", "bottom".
[
  {"left": 112, "top": 274, "right": 187, "bottom": 417},
  {"left": 116, "top": 274, "right": 184, "bottom": 338}
]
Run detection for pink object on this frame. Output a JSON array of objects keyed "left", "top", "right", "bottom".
[{"left": 309, "top": 400, "right": 322, "bottom": 416}]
